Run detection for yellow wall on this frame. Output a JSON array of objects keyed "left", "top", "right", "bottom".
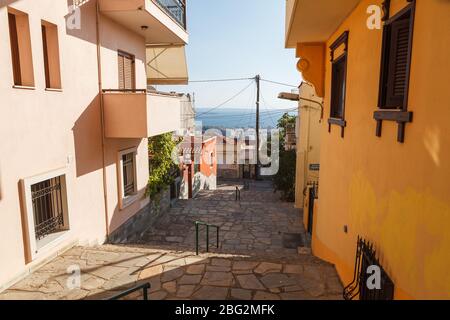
[
  {"left": 313, "top": 0, "right": 450, "bottom": 299},
  {"left": 295, "top": 83, "right": 322, "bottom": 210}
]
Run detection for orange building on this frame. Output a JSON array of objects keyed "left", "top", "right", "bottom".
[
  {"left": 285, "top": 0, "right": 450, "bottom": 299},
  {"left": 179, "top": 136, "right": 217, "bottom": 199}
]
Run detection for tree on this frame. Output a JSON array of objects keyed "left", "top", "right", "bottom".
[
  {"left": 273, "top": 113, "right": 297, "bottom": 201},
  {"left": 147, "top": 133, "right": 180, "bottom": 198}
]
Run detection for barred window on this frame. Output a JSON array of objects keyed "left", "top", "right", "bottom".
[
  {"left": 122, "top": 152, "right": 136, "bottom": 197},
  {"left": 31, "top": 176, "right": 66, "bottom": 240}
]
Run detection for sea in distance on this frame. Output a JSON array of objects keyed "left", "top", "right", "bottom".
[{"left": 195, "top": 107, "right": 296, "bottom": 130}]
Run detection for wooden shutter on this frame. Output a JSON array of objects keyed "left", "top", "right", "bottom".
[
  {"left": 118, "top": 51, "right": 135, "bottom": 90},
  {"left": 8, "top": 13, "right": 21, "bottom": 85},
  {"left": 386, "top": 17, "right": 411, "bottom": 108},
  {"left": 41, "top": 25, "right": 50, "bottom": 88},
  {"left": 118, "top": 53, "right": 125, "bottom": 89},
  {"left": 123, "top": 55, "right": 134, "bottom": 89}
]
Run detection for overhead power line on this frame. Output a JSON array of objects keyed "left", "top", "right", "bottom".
[
  {"left": 260, "top": 78, "right": 298, "bottom": 88},
  {"left": 192, "top": 80, "right": 255, "bottom": 118},
  {"left": 195, "top": 107, "right": 297, "bottom": 120},
  {"left": 189, "top": 77, "right": 254, "bottom": 83}
]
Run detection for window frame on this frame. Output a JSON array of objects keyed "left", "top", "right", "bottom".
[
  {"left": 20, "top": 168, "right": 71, "bottom": 262},
  {"left": 328, "top": 31, "right": 349, "bottom": 138},
  {"left": 374, "top": 0, "right": 416, "bottom": 143},
  {"left": 117, "top": 147, "right": 139, "bottom": 210}
]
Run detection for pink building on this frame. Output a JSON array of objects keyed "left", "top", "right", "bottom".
[
  {"left": 179, "top": 136, "right": 217, "bottom": 199},
  {"left": 0, "top": 0, "right": 188, "bottom": 291}
]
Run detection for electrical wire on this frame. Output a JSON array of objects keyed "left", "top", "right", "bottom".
[
  {"left": 260, "top": 78, "right": 299, "bottom": 88},
  {"left": 188, "top": 77, "right": 254, "bottom": 83},
  {"left": 194, "top": 80, "right": 255, "bottom": 118}
]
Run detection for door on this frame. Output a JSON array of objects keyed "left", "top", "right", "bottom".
[
  {"left": 307, "top": 187, "right": 315, "bottom": 235},
  {"left": 243, "top": 164, "right": 250, "bottom": 179}
]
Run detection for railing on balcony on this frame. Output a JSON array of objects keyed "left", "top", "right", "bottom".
[
  {"left": 154, "top": 0, "right": 186, "bottom": 29},
  {"left": 102, "top": 89, "right": 147, "bottom": 94}
]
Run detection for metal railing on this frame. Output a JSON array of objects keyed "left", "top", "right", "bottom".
[
  {"left": 235, "top": 186, "right": 241, "bottom": 201},
  {"left": 102, "top": 89, "right": 147, "bottom": 93},
  {"left": 154, "top": 0, "right": 186, "bottom": 29},
  {"left": 195, "top": 221, "right": 219, "bottom": 255},
  {"left": 107, "top": 282, "right": 151, "bottom": 300},
  {"left": 344, "top": 237, "right": 395, "bottom": 300}
]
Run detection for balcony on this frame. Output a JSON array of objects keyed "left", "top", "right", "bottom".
[
  {"left": 154, "top": 0, "right": 186, "bottom": 29},
  {"left": 99, "top": 0, "right": 188, "bottom": 45},
  {"left": 285, "top": 0, "right": 361, "bottom": 47},
  {"left": 102, "top": 89, "right": 182, "bottom": 138}
]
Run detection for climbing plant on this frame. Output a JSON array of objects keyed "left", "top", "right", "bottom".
[
  {"left": 147, "top": 133, "right": 181, "bottom": 198},
  {"left": 273, "top": 113, "right": 297, "bottom": 201}
]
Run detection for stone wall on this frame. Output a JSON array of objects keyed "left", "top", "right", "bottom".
[{"left": 107, "top": 189, "right": 171, "bottom": 244}]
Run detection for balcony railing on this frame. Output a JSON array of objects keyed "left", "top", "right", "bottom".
[{"left": 154, "top": 0, "right": 186, "bottom": 29}]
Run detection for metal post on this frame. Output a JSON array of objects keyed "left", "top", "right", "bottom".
[
  {"left": 216, "top": 227, "right": 219, "bottom": 248},
  {"left": 143, "top": 285, "right": 149, "bottom": 300},
  {"left": 255, "top": 74, "right": 260, "bottom": 180},
  {"left": 206, "top": 225, "right": 210, "bottom": 252},
  {"left": 195, "top": 222, "right": 199, "bottom": 256}
]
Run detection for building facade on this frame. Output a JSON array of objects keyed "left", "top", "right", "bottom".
[
  {"left": 179, "top": 136, "right": 217, "bottom": 199},
  {"left": 0, "top": 0, "right": 188, "bottom": 291},
  {"left": 285, "top": 0, "right": 450, "bottom": 299}
]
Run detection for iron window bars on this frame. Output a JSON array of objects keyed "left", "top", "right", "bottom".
[
  {"left": 344, "top": 236, "right": 395, "bottom": 300},
  {"left": 122, "top": 152, "right": 136, "bottom": 197},
  {"left": 31, "top": 176, "right": 65, "bottom": 240}
]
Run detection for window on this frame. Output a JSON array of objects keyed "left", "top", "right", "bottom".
[
  {"left": 118, "top": 148, "right": 138, "bottom": 209},
  {"left": 8, "top": 9, "right": 34, "bottom": 87},
  {"left": 122, "top": 153, "right": 136, "bottom": 197},
  {"left": 31, "top": 176, "right": 67, "bottom": 240},
  {"left": 374, "top": 2, "right": 415, "bottom": 143},
  {"left": 41, "top": 21, "right": 62, "bottom": 89},
  {"left": 118, "top": 51, "right": 135, "bottom": 90},
  {"left": 378, "top": 7, "right": 413, "bottom": 109},
  {"left": 330, "top": 56, "right": 347, "bottom": 119},
  {"left": 328, "top": 31, "right": 349, "bottom": 138},
  {"left": 21, "top": 168, "right": 70, "bottom": 261}
]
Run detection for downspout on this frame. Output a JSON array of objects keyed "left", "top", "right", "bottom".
[{"left": 96, "top": 0, "right": 110, "bottom": 239}]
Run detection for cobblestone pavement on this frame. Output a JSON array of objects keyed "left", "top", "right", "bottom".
[
  {"left": 0, "top": 180, "right": 343, "bottom": 300},
  {"left": 140, "top": 180, "right": 307, "bottom": 256}
]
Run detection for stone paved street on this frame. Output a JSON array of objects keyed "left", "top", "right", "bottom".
[
  {"left": 140, "top": 180, "right": 307, "bottom": 256},
  {"left": 0, "top": 180, "right": 343, "bottom": 300}
]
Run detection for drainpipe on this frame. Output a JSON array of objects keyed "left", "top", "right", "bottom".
[{"left": 96, "top": 0, "right": 110, "bottom": 239}]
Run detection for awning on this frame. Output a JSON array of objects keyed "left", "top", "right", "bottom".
[{"left": 146, "top": 45, "right": 189, "bottom": 85}]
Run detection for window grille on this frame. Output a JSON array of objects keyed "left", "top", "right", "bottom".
[
  {"left": 31, "top": 176, "right": 65, "bottom": 240},
  {"left": 122, "top": 153, "right": 136, "bottom": 197}
]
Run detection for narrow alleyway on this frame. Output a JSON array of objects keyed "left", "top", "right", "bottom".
[
  {"left": 0, "top": 181, "right": 343, "bottom": 300},
  {"left": 140, "top": 180, "right": 307, "bottom": 256}
]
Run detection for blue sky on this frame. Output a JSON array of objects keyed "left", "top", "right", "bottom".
[{"left": 160, "top": 0, "right": 301, "bottom": 110}]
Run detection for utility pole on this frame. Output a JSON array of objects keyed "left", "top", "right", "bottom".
[{"left": 255, "top": 75, "right": 260, "bottom": 180}]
